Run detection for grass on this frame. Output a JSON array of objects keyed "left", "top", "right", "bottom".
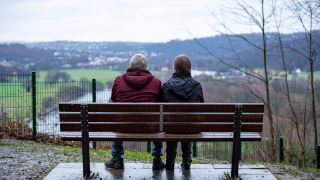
[
  {"left": 24, "top": 140, "right": 219, "bottom": 164},
  {"left": 241, "top": 68, "right": 320, "bottom": 80},
  {"left": 1, "top": 68, "right": 116, "bottom": 121},
  {"left": 61, "top": 68, "right": 121, "bottom": 84},
  {"left": 290, "top": 71, "right": 320, "bottom": 80},
  {"left": 38, "top": 68, "right": 121, "bottom": 84},
  {"left": 0, "top": 82, "right": 27, "bottom": 97},
  {"left": 0, "top": 81, "right": 32, "bottom": 121},
  {"left": 302, "top": 167, "right": 320, "bottom": 176},
  {"left": 55, "top": 145, "right": 152, "bottom": 162},
  {"left": 271, "top": 70, "right": 320, "bottom": 80},
  {"left": 253, "top": 160, "right": 320, "bottom": 177},
  {"left": 0, "top": 80, "right": 90, "bottom": 122},
  {"left": 274, "top": 162, "right": 320, "bottom": 177},
  {"left": 0, "top": 141, "right": 17, "bottom": 147},
  {"left": 34, "top": 142, "right": 153, "bottom": 163},
  {"left": 152, "top": 71, "right": 168, "bottom": 79},
  {"left": 38, "top": 68, "right": 168, "bottom": 84}
]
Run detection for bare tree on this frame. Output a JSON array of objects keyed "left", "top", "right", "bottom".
[
  {"left": 188, "top": 0, "right": 319, "bottom": 162},
  {"left": 289, "top": 0, "right": 319, "bottom": 151},
  {"left": 276, "top": 16, "right": 302, "bottom": 144},
  {"left": 192, "top": 0, "right": 279, "bottom": 159},
  {"left": 272, "top": 3, "right": 307, "bottom": 159}
]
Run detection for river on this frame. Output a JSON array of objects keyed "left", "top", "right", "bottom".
[{"left": 36, "top": 89, "right": 111, "bottom": 135}]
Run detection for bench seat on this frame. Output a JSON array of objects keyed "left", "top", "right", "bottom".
[{"left": 61, "top": 132, "right": 261, "bottom": 141}]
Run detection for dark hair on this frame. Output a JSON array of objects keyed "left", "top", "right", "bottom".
[{"left": 173, "top": 54, "right": 191, "bottom": 74}]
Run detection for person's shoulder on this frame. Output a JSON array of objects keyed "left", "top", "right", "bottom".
[
  {"left": 191, "top": 77, "right": 201, "bottom": 86},
  {"left": 151, "top": 75, "right": 161, "bottom": 84},
  {"left": 151, "top": 74, "right": 160, "bottom": 81},
  {"left": 114, "top": 74, "right": 125, "bottom": 81},
  {"left": 192, "top": 79, "right": 203, "bottom": 95},
  {"left": 112, "top": 74, "right": 124, "bottom": 86},
  {"left": 163, "top": 76, "right": 174, "bottom": 86}
]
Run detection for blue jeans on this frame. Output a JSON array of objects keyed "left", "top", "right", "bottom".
[{"left": 112, "top": 141, "right": 163, "bottom": 156}]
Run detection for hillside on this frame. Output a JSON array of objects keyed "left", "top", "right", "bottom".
[{"left": 0, "top": 32, "right": 319, "bottom": 72}]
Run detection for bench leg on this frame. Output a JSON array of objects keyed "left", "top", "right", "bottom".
[
  {"left": 82, "top": 130, "right": 90, "bottom": 177},
  {"left": 231, "top": 105, "right": 242, "bottom": 179},
  {"left": 231, "top": 136, "right": 241, "bottom": 178},
  {"left": 81, "top": 104, "right": 90, "bottom": 177}
]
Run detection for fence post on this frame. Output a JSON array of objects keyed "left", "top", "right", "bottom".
[
  {"left": 239, "top": 141, "right": 242, "bottom": 161},
  {"left": 92, "top": 79, "right": 97, "bottom": 149},
  {"left": 147, "top": 142, "right": 151, "bottom": 153},
  {"left": 317, "top": 145, "right": 320, "bottom": 169},
  {"left": 32, "top": 72, "right": 37, "bottom": 140},
  {"left": 193, "top": 142, "right": 197, "bottom": 157},
  {"left": 279, "top": 137, "right": 285, "bottom": 162}
]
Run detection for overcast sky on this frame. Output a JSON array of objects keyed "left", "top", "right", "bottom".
[{"left": 0, "top": 0, "right": 298, "bottom": 42}]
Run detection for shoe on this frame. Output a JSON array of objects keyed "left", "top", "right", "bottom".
[
  {"left": 181, "top": 163, "right": 191, "bottom": 170},
  {"left": 105, "top": 157, "right": 124, "bottom": 169},
  {"left": 152, "top": 159, "right": 165, "bottom": 170},
  {"left": 165, "top": 163, "right": 174, "bottom": 171}
]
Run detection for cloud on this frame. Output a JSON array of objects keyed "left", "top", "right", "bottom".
[{"left": 0, "top": 0, "right": 298, "bottom": 42}]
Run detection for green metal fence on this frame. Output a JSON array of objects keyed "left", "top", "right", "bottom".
[
  {"left": 0, "top": 73, "right": 33, "bottom": 138},
  {"left": 36, "top": 80, "right": 92, "bottom": 136},
  {"left": 33, "top": 73, "right": 111, "bottom": 137}
]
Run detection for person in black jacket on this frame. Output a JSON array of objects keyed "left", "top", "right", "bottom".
[{"left": 162, "top": 54, "right": 204, "bottom": 171}]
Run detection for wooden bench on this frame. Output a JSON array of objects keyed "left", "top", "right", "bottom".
[{"left": 59, "top": 102, "right": 264, "bottom": 179}]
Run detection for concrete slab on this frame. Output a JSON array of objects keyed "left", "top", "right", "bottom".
[
  {"left": 213, "top": 164, "right": 266, "bottom": 169},
  {"left": 45, "top": 163, "right": 277, "bottom": 180}
]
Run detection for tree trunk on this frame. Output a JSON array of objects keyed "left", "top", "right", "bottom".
[{"left": 262, "top": 0, "right": 276, "bottom": 161}]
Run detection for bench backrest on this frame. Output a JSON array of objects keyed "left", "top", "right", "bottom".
[{"left": 59, "top": 103, "right": 264, "bottom": 134}]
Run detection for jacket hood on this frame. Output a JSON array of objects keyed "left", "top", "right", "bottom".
[
  {"left": 165, "top": 73, "right": 199, "bottom": 99},
  {"left": 123, "top": 68, "right": 154, "bottom": 89}
]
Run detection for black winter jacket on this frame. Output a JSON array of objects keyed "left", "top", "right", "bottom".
[{"left": 162, "top": 73, "right": 204, "bottom": 103}]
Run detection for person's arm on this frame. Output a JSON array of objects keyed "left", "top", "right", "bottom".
[
  {"left": 156, "top": 80, "right": 162, "bottom": 102},
  {"left": 198, "top": 84, "right": 204, "bottom": 103},
  {"left": 111, "top": 77, "right": 119, "bottom": 102},
  {"left": 160, "top": 83, "right": 168, "bottom": 102}
]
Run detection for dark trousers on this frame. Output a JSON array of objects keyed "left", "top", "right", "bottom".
[
  {"left": 112, "top": 141, "right": 163, "bottom": 156},
  {"left": 166, "top": 141, "right": 192, "bottom": 164}
]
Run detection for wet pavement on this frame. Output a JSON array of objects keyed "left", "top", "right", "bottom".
[{"left": 45, "top": 163, "right": 276, "bottom": 179}]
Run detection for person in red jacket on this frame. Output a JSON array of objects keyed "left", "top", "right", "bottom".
[{"left": 105, "top": 53, "right": 164, "bottom": 170}]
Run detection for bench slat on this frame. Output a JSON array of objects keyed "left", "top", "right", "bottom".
[
  {"left": 163, "top": 114, "right": 263, "bottom": 122},
  {"left": 60, "top": 123, "right": 159, "bottom": 133},
  {"left": 59, "top": 103, "right": 81, "bottom": 112},
  {"left": 60, "top": 113, "right": 159, "bottom": 122},
  {"left": 59, "top": 103, "right": 264, "bottom": 113},
  {"left": 163, "top": 104, "right": 235, "bottom": 112},
  {"left": 241, "top": 104, "right": 264, "bottom": 113},
  {"left": 60, "top": 122, "right": 262, "bottom": 133},
  {"left": 60, "top": 132, "right": 262, "bottom": 141},
  {"left": 163, "top": 123, "right": 262, "bottom": 133},
  {"left": 60, "top": 113, "right": 263, "bottom": 123},
  {"left": 59, "top": 103, "right": 160, "bottom": 112}
]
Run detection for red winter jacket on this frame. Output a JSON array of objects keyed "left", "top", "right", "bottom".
[{"left": 111, "top": 68, "right": 161, "bottom": 102}]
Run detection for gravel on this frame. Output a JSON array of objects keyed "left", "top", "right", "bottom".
[{"left": 0, "top": 139, "right": 79, "bottom": 179}]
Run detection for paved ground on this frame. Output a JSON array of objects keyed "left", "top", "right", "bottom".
[{"left": 45, "top": 163, "right": 276, "bottom": 180}]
